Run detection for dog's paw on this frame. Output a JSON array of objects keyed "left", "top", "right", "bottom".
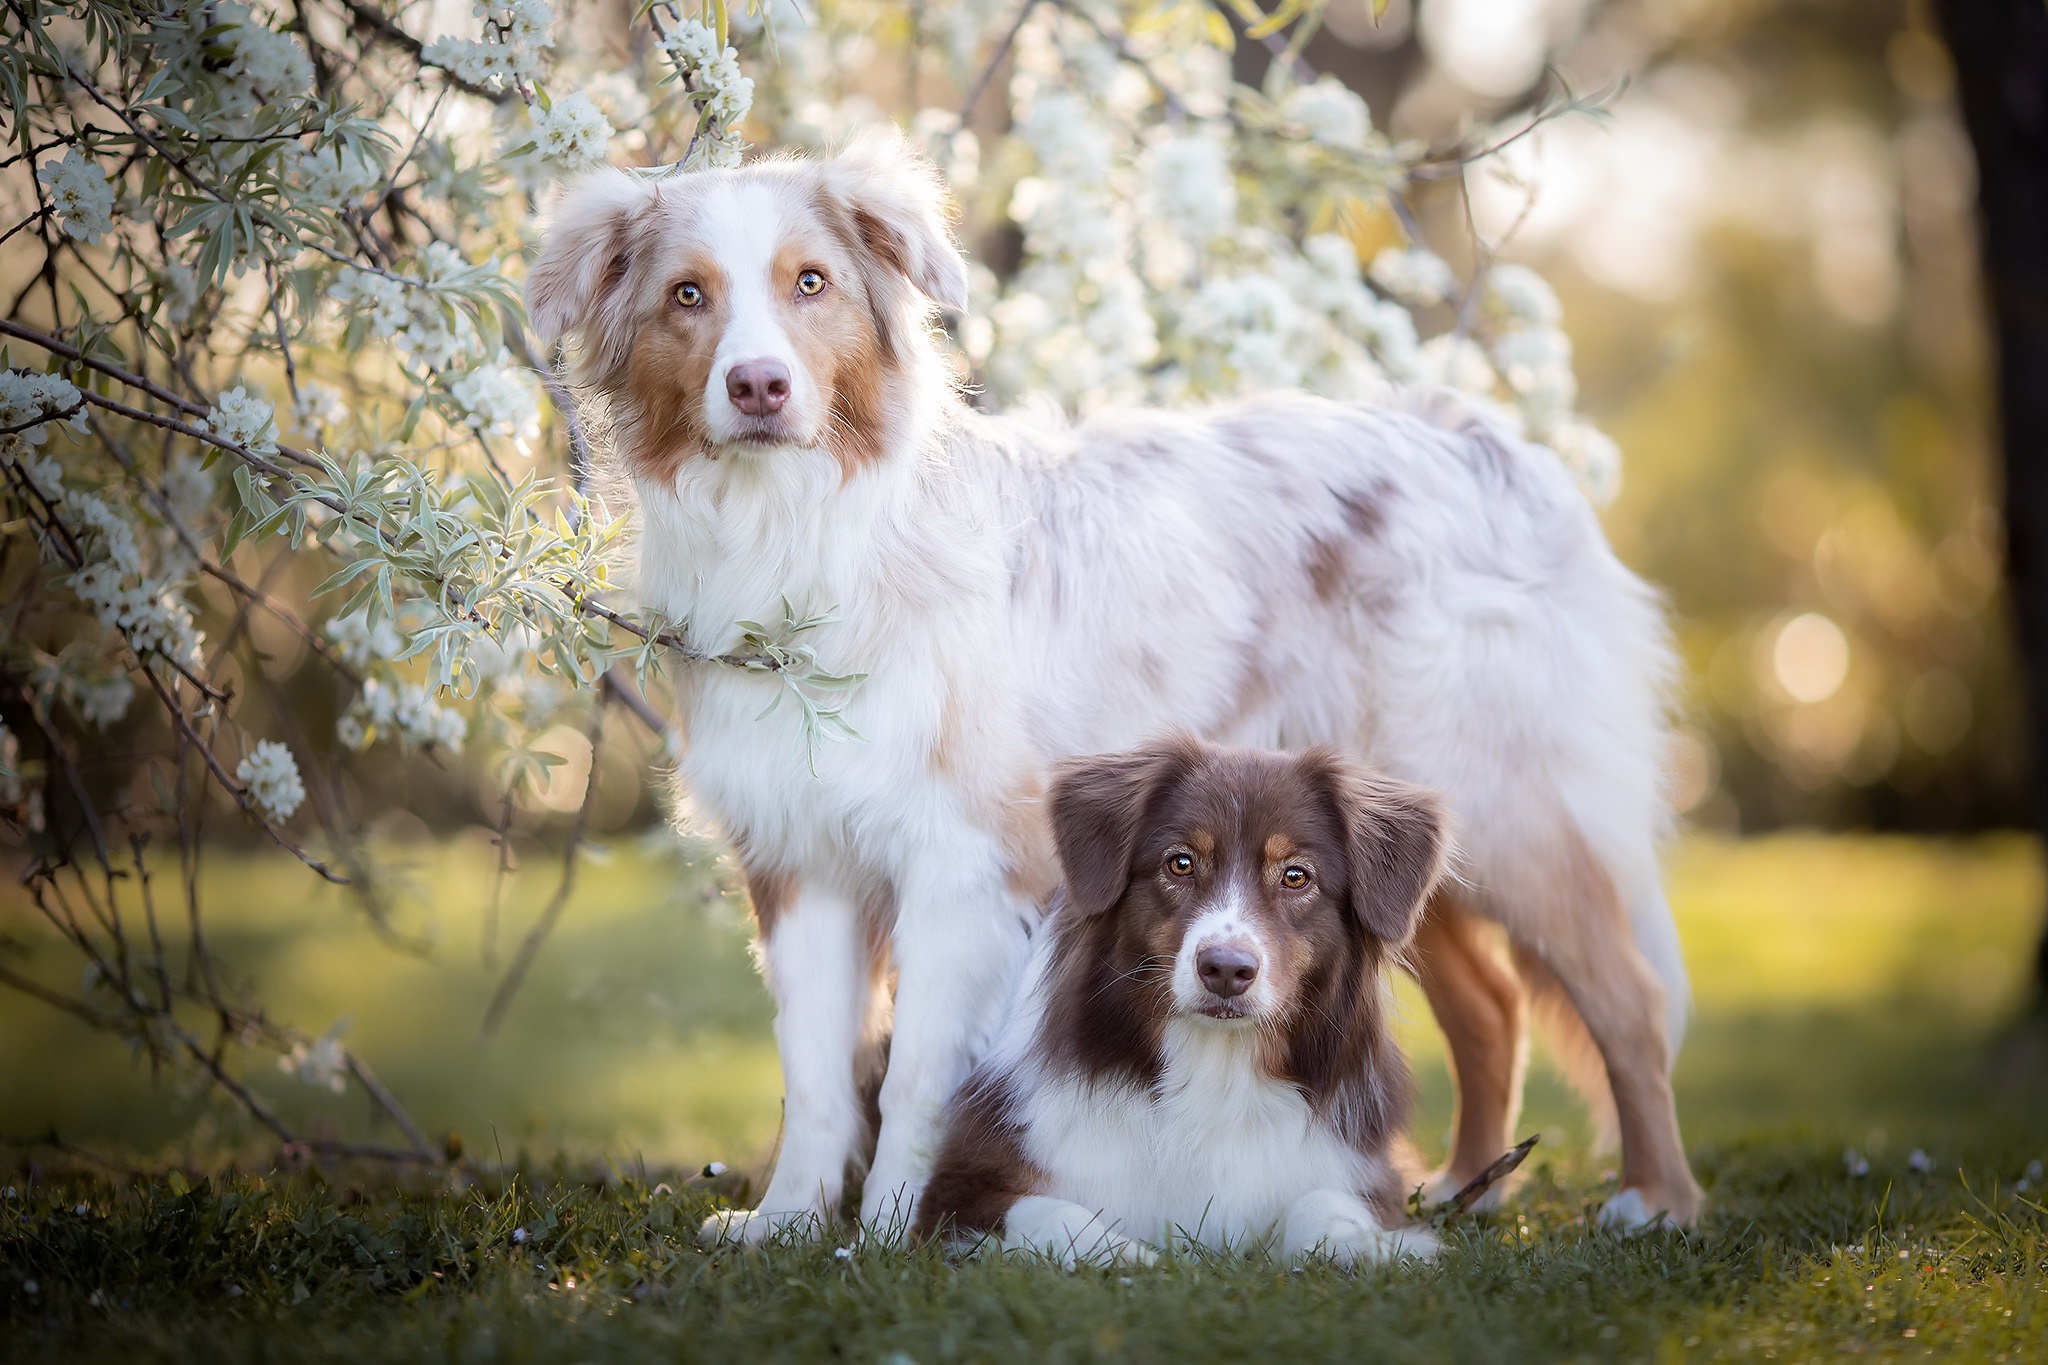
[
  {"left": 1002, "top": 1196, "right": 1157, "bottom": 1270},
  {"left": 698, "top": 1207, "right": 821, "bottom": 1249},
  {"left": 1283, "top": 1190, "right": 1438, "bottom": 1268},
  {"left": 1596, "top": 1188, "right": 1682, "bottom": 1233}
]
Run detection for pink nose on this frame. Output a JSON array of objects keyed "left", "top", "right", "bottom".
[{"left": 725, "top": 359, "right": 791, "bottom": 416}]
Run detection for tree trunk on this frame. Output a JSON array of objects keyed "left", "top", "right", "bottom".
[{"left": 1936, "top": 0, "right": 2048, "bottom": 1012}]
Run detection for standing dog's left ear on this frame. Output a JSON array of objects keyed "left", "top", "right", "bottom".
[
  {"left": 526, "top": 170, "right": 660, "bottom": 377},
  {"left": 1310, "top": 751, "right": 1450, "bottom": 948},
  {"left": 817, "top": 130, "right": 971, "bottom": 315}
]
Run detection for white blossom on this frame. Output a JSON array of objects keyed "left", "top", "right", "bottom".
[
  {"left": 1369, "top": 246, "right": 1458, "bottom": 307},
  {"left": 200, "top": 386, "right": 279, "bottom": 457},
  {"left": 1283, "top": 77, "right": 1372, "bottom": 152},
  {"left": 527, "top": 92, "right": 613, "bottom": 172},
  {"left": 331, "top": 268, "right": 411, "bottom": 338},
  {"left": 425, "top": 0, "right": 554, "bottom": 90},
  {"left": 0, "top": 369, "right": 85, "bottom": 460},
  {"left": 1417, "top": 333, "right": 1498, "bottom": 395},
  {"left": 293, "top": 381, "right": 349, "bottom": 433},
  {"left": 36, "top": 149, "right": 117, "bottom": 245},
  {"left": 213, "top": 4, "right": 315, "bottom": 117},
  {"left": 1486, "top": 263, "right": 1562, "bottom": 327},
  {"left": 1145, "top": 132, "right": 1236, "bottom": 242},
  {"left": 161, "top": 451, "right": 216, "bottom": 527},
  {"left": 236, "top": 739, "right": 306, "bottom": 822},
  {"left": 326, "top": 610, "right": 405, "bottom": 669},
  {"left": 279, "top": 1028, "right": 347, "bottom": 1093},
  {"left": 343, "top": 677, "right": 465, "bottom": 752},
  {"left": 296, "top": 143, "right": 383, "bottom": 209},
  {"left": 447, "top": 352, "right": 540, "bottom": 442},
  {"left": 69, "top": 672, "right": 134, "bottom": 727}
]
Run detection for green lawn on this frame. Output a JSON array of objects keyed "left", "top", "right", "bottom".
[{"left": 3, "top": 833, "right": 2046, "bottom": 1361}]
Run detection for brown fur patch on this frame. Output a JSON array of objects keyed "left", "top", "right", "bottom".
[
  {"left": 1304, "top": 533, "right": 1349, "bottom": 602},
  {"left": 1336, "top": 480, "right": 1393, "bottom": 539},
  {"left": 742, "top": 861, "right": 794, "bottom": 937},
  {"left": 912, "top": 1072, "right": 1046, "bottom": 1242},
  {"left": 620, "top": 255, "right": 729, "bottom": 485}
]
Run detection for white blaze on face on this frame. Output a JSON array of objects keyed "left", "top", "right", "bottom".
[
  {"left": 1171, "top": 882, "right": 1272, "bottom": 1018},
  {"left": 697, "top": 181, "right": 815, "bottom": 443}
]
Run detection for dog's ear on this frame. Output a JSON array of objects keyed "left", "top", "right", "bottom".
[
  {"left": 1311, "top": 751, "right": 1449, "bottom": 948},
  {"left": 817, "top": 130, "right": 971, "bottom": 314},
  {"left": 1049, "top": 736, "right": 1201, "bottom": 918},
  {"left": 526, "top": 169, "right": 660, "bottom": 370}
]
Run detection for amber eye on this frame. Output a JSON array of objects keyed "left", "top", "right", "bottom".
[
  {"left": 675, "top": 282, "right": 704, "bottom": 308},
  {"left": 1282, "top": 866, "right": 1311, "bottom": 889},
  {"left": 1166, "top": 852, "right": 1195, "bottom": 877},
  {"left": 796, "top": 269, "right": 826, "bottom": 296}
]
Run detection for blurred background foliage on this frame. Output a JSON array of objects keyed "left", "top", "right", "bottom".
[{"left": 1305, "top": 0, "right": 2016, "bottom": 833}]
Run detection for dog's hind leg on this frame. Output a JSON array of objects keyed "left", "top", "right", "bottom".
[
  {"left": 1410, "top": 890, "right": 1528, "bottom": 1209},
  {"left": 1492, "top": 826, "right": 1702, "bottom": 1228},
  {"left": 702, "top": 881, "right": 874, "bottom": 1247}
]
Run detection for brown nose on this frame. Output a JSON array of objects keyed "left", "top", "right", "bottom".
[
  {"left": 725, "top": 359, "right": 791, "bottom": 416},
  {"left": 1197, "top": 942, "right": 1260, "bottom": 999}
]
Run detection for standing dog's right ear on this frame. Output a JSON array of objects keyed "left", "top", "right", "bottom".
[
  {"left": 1048, "top": 735, "right": 1202, "bottom": 918},
  {"left": 526, "top": 170, "right": 659, "bottom": 375}
]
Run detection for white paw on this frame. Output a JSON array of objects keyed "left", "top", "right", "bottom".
[
  {"left": 1283, "top": 1190, "right": 1438, "bottom": 1268},
  {"left": 698, "top": 1207, "right": 824, "bottom": 1249},
  {"left": 1597, "top": 1188, "right": 1679, "bottom": 1232},
  {"left": 1002, "top": 1196, "right": 1158, "bottom": 1270}
]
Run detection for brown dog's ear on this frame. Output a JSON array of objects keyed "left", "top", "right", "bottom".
[
  {"left": 1048, "top": 736, "right": 1202, "bottom": 918},
  {"left": 526, "top": 169, "right": 661, "bottom": 373},
  {"left": 816, "top": 130, "right": 971, "bottom": 314},
  {"left": 1310, "top": 751, "right": 1450, "bottom": 948}
]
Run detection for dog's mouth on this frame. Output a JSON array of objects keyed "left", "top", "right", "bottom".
[
  {"left": 1191, "top": 1000, "right": 1259, "bottom": 1022},
  {"left": 722, "top": 412, "right": 810, "bottom": 446}
]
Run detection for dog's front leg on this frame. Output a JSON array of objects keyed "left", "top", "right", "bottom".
[
  {"left": 701, "top": 883, "right": 872, "bottom": 1247},
  {"left": 859, "top": 858, "right": 1032, "bottom": 1240}
]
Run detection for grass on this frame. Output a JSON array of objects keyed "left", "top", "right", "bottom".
[{"left": 3, "top": 833, "right": 2047, "bottom": 1360}]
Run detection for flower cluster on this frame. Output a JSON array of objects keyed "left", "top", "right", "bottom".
[
  {"left": 423, "top": 0, "right": 555, "bottom": 91},
  {"left": 660, "top": 18, "right": 754, "bottom": 167},
  {"left": 296, "top": 143, "right": 384, "bottom": 210},
  {"left": 1283, "top": 76, "right": 1374, "bottom": 152},
  {"left": 1368, "top": 246, "right": 1459, "bottom": 308},
  {"left": 237, "top": 739, "right": 306, "bottom": 822},
  {"left": 200, "top": 386, "right": 279, "bottom": 457},
  {"left": 212, "top": 3, "right": 315, "bottom": 118},
  {"left": 36, "top": 149, "right": 116, "bottom": 245},
  {"left": 0, "top": 368, "right": 86, "bottom": 460},
  {"left": 338, "top": 678, "right": 467, "bottom": 753},
  {"left": 525, "top": 92, "right": 613, "bottom": 173},
  {"left": 279, "top": 1029, "right": 348, "bottom": 1093},
  {"left": 328, "top": 246, "right": 499, "bottom": 373},
  {"left": 447, "top": 351, "right": 540, "bottom": 443},
  {"left": 326, "top": 609, "right": 405, "bottom": 670}
]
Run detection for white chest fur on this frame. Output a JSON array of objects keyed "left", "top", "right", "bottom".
[{"left": 1016, "top": 1019, "right": 1376, "bottom": 1250}]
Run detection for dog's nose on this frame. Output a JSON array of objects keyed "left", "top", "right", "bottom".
[
  {"left": 726, "top": 359, "right": 791, "bottom": 416},
  {"left": 1197, "top": 942, "right": 1260, "bottom": 999}
]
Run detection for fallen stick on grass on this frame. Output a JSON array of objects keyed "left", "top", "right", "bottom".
[{"left": 1433, "top": 1135, "right": 1542, "bottom": 1223}]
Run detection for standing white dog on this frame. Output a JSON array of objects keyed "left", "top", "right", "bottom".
[{"left": 526, "top": 133, "right": 1702, "bottom": 1242}]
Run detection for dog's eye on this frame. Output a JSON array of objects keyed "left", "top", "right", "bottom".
[
  {"left": 796, "top": 270, "right": 826, "bottom": 296},
  {"left": 675, "top": 282, "right": 704, "bottom": 308},
  {"left": 1281, "top": 866, "right": 1311, "bottom": 889},
  {"left": 1166, "top": 852, "right": 1195, "bottom": 877}
]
